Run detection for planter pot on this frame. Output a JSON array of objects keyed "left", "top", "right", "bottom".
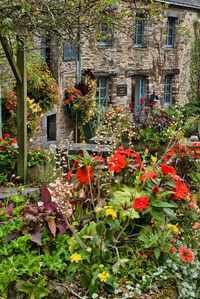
[{"left": 27, "top": 162, "right": 50, "bottom": 181}]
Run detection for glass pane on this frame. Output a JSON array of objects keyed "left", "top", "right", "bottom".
[
  {"left": 100, "top": 88, "right": 106, "bottom": 98},
  {"left": 100, "top": 78, "right": 106, "bottom": 87}
]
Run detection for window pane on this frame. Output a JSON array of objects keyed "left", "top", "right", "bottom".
[
  {"left": 96, "top": 77, "right": 108, "bottom": 107},
  {"left": 166, "top": 17, "right": 175, "bottom": 47},
  {"left": 135, "top": 16, "right": 145, "bottom": 47},
  {"left": 164, "top": 75, "right": 173, "bottom": 104}
]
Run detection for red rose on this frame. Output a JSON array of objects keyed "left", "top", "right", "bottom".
[
  {"left": 161, "top": 163, "right": 176, "bottom": 175},
  {"left": 76, "top": 165, "right": 94, "bottom": 184},
  {"left": 3, "top": 133, "right": 10, "bottom": 139},
  {"left": 140, "top": 98, "right": 145, "bottom": 104},
  {"left": 133, "top": 196, "right": 149, "bottom": 211},
  {"left": 152, "top": 186, "right": 159, "bottom": 194}
]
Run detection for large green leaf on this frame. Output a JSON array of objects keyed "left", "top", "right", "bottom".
[
  {"left": 19, "top": 275, "right": 50, "bottom": 299},
  {"left": 154, "top": 202, "right": 176, "bottom": 208}
]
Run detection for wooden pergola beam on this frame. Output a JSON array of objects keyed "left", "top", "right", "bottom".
[{"left": 0, "top": 35, "right": 22, "bottom": 84}]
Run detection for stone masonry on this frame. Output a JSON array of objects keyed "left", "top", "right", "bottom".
[{"left": 33, "top": 1, "right": 200, "bottom": 146}]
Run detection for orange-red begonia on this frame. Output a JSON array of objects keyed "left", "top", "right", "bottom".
[
  {"left": 133, "top": 196, "right": 149, "bottom": 211},
  {"left": 76, "top": 165, "right": 94, "bottom": 184},
  {"left": 179, "top": 247, "right": 194, "bottom": 263}
]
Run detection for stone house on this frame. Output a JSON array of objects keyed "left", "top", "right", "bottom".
[{"left": 36, "top": 0, "right": 200, "bottom": 147}]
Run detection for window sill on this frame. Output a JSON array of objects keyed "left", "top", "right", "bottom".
[
  {"left": 134, "top": 46, "right": 148, "bottom": 50},
  {"left": 165, "top": 47, "right": 177, "bottom": 51}
]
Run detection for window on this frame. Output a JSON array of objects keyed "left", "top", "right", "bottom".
[
  {"left": 63, "top": 44, "right": 76, "bottom": 62},
  {"left": 166, "top": 17, "right": 175, "bottom": 48},
  {"left": 164, "top": 75, "right": 173, "bottom": 105},
  {"left": 132, "top": 76, "right": 145, "bottom": 110},
  {"left": 134, "top": 15, "right": 145, "bottom": 47},
  {"left": 41, "top": 34, "right": 51, "bottom": 67},
  {"left": 96, "top": 77, "right": 108, "bottom": 107},
  {"left": 97, "top": 23, "right": 109, "bottom": 46},
  {"left": 47, "top": 114, "right": 56, "bottom": 141}
]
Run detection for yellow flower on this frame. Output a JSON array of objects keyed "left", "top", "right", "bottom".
[
  {"left": 103, "top": 205, "right": 113, "bottom": 209},
  {"left": 96, "top": 207, "right": 102, "bottom": 213},
  {"left": 106, "top": 208, "right": 117, "bottom": 220},
  {"left": 68, "top": 246, "right": 72, "bottom": 251},
  {"left": 70, "top": 253, "right": 82, "bottom": 263},
  {"left": 167, "top": 224, "right": 180, "bottom": 234},
  {"left": 98, "top": 271, "right": 110, "bottom": 282}
]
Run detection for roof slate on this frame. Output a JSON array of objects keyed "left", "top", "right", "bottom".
[{"left": 155, "top": 0, "right": 200, "bottom": 9}]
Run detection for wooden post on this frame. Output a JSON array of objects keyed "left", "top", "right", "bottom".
[
  {"left": 0, "top": 85, "right": 2, "bottom": 138},
  {"left": 16, "top": 36, "right": 27, "bottom": 182}
]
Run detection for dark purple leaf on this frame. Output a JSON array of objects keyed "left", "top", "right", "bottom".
[
  {"left": 6, "top": 233, "right": 18, "bottom": 242},
  {"left": 47, "top": 217, "right": 56, "bottom": 237},
  {"left": 24, "top": 205, "right": 39, "bottom": 216},
  {"left": 6, "top": 204, "right": 14, "bottom": 215},
  {"left": 41, "top": 183, "right": 53, "bottom": 212},
  {"left": 57, "top": 224, "right": 65, "bottom": 235},
  {"left": 28, "top": 227, "right": 44, "bottom": 246}
]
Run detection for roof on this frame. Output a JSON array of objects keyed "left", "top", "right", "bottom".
[{"left": 154, "top": 0, "right": 200, "bottom": 9}]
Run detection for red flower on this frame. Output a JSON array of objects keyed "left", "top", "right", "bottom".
[
  {"left": 179, "top": 247, "right": 194, "bottom": 263},
  {"left": 152, "top": 101, "right": 156, "bottom": 106},
  {"left": 66, "top": 170, "right": 72, "bottom": 183},
  {"left": 173, "top": 181, "right": 191, "bottom": 200},
  {"left": 140, "top": 98, "right": 145, "bottom": 104},
  {"left": 171, "top": 174, "right": 181, "bottom": 182},
  {"left": 133, "top": 196, "right": 149, "bottom": 211},
  {"left": 92, "top": 155, "right": 104, "bottom": 165},
  {"left": 140, "top": 171, "right": 156, "bottom": 181},
  {"left": 170, "top": 247, "right": 175, "bottom": 253},
  {"left": 76, "top": 165, "right": 94, "bottom": 184},
  {"left": 161, "top": 163, "right": 176, "bottom": 175},
  {"left": 108, "top": 153, "right": 126, "bottom": 173},
  {"left": 129, "top": 102, "right": 133, "bottom": 108},
  {"left": 3, "top": 133, "right": 10, "bottom": 139},
  {"left": 152, "top": 186, "right": 159, "bottom": 194},
  {"left": 167, "top": 149, "right": 176, "bottom": 157},
  {"left": 163, "top": 155, "right": 170, "bottom": 162},
  {"left": 0, "top": 137, "right": 2, "bottom": 141}
]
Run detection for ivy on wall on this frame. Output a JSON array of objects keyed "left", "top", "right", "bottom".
[{"left": 187, "top": 17, "right": 200, "bottom": 117}]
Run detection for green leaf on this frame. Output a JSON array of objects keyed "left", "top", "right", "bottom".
[
  {"left": 106, "top": 217, "right": 120, "bottom": 229},
  {"left": 163, "top": 208, "right": 176, "bottom": 219},
  {"left": 80, "top": 272, "right": 91, "bottom": 288},
  {"left": 19, "top": 275, "right": 50, "bottom": 299},
  {"left": 154, "top": 248, "right": 160, "bottom": 259},
  {"left": 151, "top": 211, "right": 165, "bottom": 222},
  {"left": 159, "top": 191, "right": 175, "bottom": 197},
  {"left": 96, "top": 221, "right": 104, "bottom": 236},
  {"left": 154, "top": 202, "right": 175, "bottom": 208},
  {"left": 112, "top": 258, "right": 129, "bottom": 274},
  {"left": 151, "top": 155, "right": 157, "bottom": 164}
]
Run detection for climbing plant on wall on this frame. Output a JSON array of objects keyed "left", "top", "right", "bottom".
[
  {"left": 186, "top": 17, "right": 200, "bottom": 117},
  {"left": 1, "top": 54, "right": 59, "bottom": 137}
]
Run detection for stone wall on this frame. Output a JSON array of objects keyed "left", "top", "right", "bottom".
[{"left": 33, "top": 3, "right": 200, "bottom": 147}]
